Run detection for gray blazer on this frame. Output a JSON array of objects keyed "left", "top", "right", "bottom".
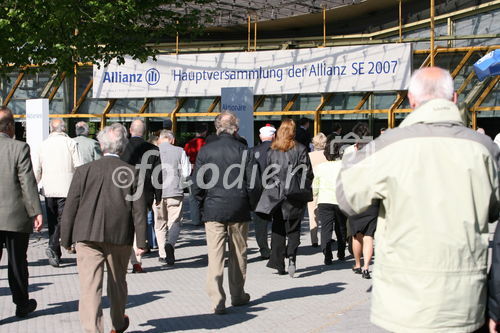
[
  {"left": 0, "top": 133, "right": 42, "bottom": 233},
  {"left": 73, "top": 135, "right": 101, "bottom": 165}
]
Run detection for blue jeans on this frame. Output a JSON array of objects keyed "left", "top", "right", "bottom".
[{"left": 147, "top": 209, "right": 157, "bottom": 248}]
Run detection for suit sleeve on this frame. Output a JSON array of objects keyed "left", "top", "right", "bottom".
[
  {"left": 60, "top": 168, "right": 82, "bottom": 248},
  {"left": 489, "top": 223, "right": 500, "bottom": 321},
  {"left": 17, "top": 144, "right": 42, "bottom": 218},
  {"left": 245, "top": 148, "right": 262, "bottom": 210},
  {"left": 192, "top": 149, "right": 206, "bottom": 203},
  {"left": 132, "top": 169, "right": 148, "bottom": 248}
]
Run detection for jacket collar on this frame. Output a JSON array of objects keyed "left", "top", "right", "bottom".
[
  {"left": 0, "top": 132, "right": 10, "bottom": 139},
  {"left": 399, "top": 98, "right": 463, "bottom": 128},
  {"left": 49, "top": 131, "right": 70, "bottom": 138}
]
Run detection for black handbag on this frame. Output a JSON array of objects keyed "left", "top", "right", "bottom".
[{"left": 283, "top": 153, "right": 313, "bottom": 203}]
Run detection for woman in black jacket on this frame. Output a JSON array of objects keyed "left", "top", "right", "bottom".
[{"left": 256, "top": 119, "right": 313, "bottom": 277}]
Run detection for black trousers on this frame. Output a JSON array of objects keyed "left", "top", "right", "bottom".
[
  {"left": 45, "top": 197, "right": 65, "bottom": 258},
  {"left": 317, "top": 203, "right": 347, "bottom": 258},
  {"left": 267, "top": 208, "right": 301, "bottom": 271},
  {"left": 0, "top": 231, "right": 30, "bottom": 306}
]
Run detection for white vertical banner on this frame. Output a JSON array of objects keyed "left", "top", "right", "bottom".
[
  {"left": 26, "top": 99, "right": 49, "bottom": 163},
  {"left": 221, "top": 87, "right": 254, "bottom": 147}
]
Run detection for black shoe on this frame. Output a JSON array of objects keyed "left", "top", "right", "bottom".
[
  {"left": 16, "top": 299, "right": 37, "bottom": 318},
  {"left": 311, "top": 243, "right": 319, "bottom": 248},
  {"left": 231, "top": 293, "right": 250, "bottom": 306},
  {"left": 324, "top": 257, "right": 333, "bottom": 265},
  {"left": 158, "top": 257, "right": 167, "bottom": 264},
  {"left": 214, "top": 307, "right": 226, "bottom": 315},
  {"left": 277, "top": 269, "right": 287, "bottom": 275},
  {"left": 337, "top": 250, "right": 346, "bottom": 261},
  {"left": 362, "top": 269, "right": 371, "bottom": 279},
  {"left": 165, "top": 243, "right": 175, "bottom": 266},
  {"left": 45, "top": 248, "right": 60, "bottom": 267},
  {"left": 288, "top": 259, "right": 296, "bottom": 278},
  {"left": 352, "top": 266, "right": 362, "bottom": 274}
]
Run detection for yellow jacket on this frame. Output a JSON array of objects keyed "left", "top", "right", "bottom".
[{"left": 337, "top": 98, "right": 500, "bottom": 332}]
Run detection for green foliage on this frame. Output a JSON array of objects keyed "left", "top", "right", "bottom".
[{"left": 0, "top": 0, "right": 213, "bottom": 74}]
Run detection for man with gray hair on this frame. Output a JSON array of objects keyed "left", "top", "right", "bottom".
[
  {"left": 154, "top": 130, "right": 191, "bottom": 265},
  {"left": 193, "top": 111, "right": 261, "bottom": 314},
  {"left": 73, "top": 121, "right": 101, "bottom": 164},
  {"left": 336, "top": 67, "right": 499, "bottom": 331},
  {"left": 61, "top": 123, "right": 147, "bottom": 333},
  {"left": 35, "top": 118, "right": 81, "bottom": 267}
]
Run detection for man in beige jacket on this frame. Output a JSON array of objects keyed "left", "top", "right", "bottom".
[
  {"left": 35, "top": 119, "right": 81, "bottom": 267},
  {"left": 337, "top": 67, "right": 500, "bottom": 332}
]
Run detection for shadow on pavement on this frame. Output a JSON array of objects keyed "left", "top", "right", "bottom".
[
  {"left": 133, "top": 282, "right": 344, "bottom": 332},
  {"left": 297, "top": 260, "right": 354, "bottom": 278},
  {"left": 0, "top": 290, "right": 170, "bottom": 326},
  {"left": 136, "top": 306, "right": 266, "bottom": 332},
  {"left": 0, "top": 282, "right": 53, "bottom": 297}
]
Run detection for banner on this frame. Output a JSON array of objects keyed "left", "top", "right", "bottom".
[
  {"left": 221, "top": 87, "right": 254, "bottom": 147},
  {"left": 93, "top": 44, "right": 412, "bottom": 98},
  {"left": 26, "top": 99, "right": 49, "bottom": 163}
]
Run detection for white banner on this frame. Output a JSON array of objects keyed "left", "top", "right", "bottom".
[
  {"left": 26, "top": 99, "right": 49, "bottom": 164},
  {"left": 93, "top": 44, "right": 412, "bottom": 98}
]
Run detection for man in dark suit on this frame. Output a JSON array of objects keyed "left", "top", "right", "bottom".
[
  {"left": 0, "top": 107, "right": 43, "bottom": 318},
  {"left": 295, "top": 117, "right": 311, "bottom": 151},
  {"left": 121, "top": 119, "right": 160, "bottom": 273},
  {"left": 250, "top": 125, "right": 275, "bottom": 259},
  {"left": 61, "top": 123, "right": 147, "bottom": 333},
  {"left": 193, "top": 111, "right": 261, "bottom": 314}
]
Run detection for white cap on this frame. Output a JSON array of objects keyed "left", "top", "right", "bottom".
[{"left": 259, "top": 125, "right": 276, "bottom": 137}]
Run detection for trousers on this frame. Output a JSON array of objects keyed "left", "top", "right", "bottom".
[
  {"left": 76, "top": 241, "right": 131, "bottom": 333},
  {"left": 45, "top": 197, "right": 66, "bottom": 258},
  {"left": 0, "top": 231, "right": 30, "bottom": 306},
  {"left": 205, "top": 221, "right": 248, "bottom": 311},
  {"left": 268, "top": 208, "right": 302, "bottom": 271}
]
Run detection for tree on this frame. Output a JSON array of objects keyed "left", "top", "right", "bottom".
[{"left": 0, "top": 0, "right": 213, "bottom": 74}]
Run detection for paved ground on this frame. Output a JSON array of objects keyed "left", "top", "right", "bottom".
[{"left": 0, "top": 203, "right": 386, "bottom": 333}]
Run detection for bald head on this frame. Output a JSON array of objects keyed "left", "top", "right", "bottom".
[
  {"left": 408, "top": 67, "right": 457, "bottom": 109},
  {"left": 130, "top": 119, "right": 145, "bottom": 137},
  {"left": 50, "top": 119, "right": 66, "bottom": 133},
  {"left": 0, "top": 107, "right": 15, "bottom": 138}
]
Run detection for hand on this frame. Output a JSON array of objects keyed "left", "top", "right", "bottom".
[
  {"left": 490, "top": 318, "right": 499, "bottom": 333},
  {"left": 33, "top": 214, "right": 43, "bottom": 232},
  {"left": 135, "top": 248, "right": 146, "bottom": 257}
]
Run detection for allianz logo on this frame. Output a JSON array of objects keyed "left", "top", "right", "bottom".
[{"left": 103, "top": 68, "right": 160, "bottom": 85}]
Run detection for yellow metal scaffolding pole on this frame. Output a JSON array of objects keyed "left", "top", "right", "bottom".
[
  {"left": 430, "top": 0, "right": 436, "bottom": 66},
  {"left": 399, "top": 0, "right": 403, "bottom": 43},
  {"left": 2, "top": 71, "right": 25, "bottom": 107}
]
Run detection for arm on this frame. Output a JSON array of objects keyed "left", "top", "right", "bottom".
[
  {"left": 180, "top": 150, "right": 192, "bottom": 179},
  {"left": 312, "top": 171, "right": 320, "bottom": 198},
  {"left": 132, "top": 169, "right": 148, "bottom": 248},
  {"left": 17, "top": 144, "right": 42, "bottom": 219},
  {"left": 60, "top": 168, "right": 82, "bottom": 248},
  {"left": 70, "top": 140, "right": 83, "bottom": 168},
  {"left": 489, "top": 223, "right": 500, "bottom": 325},
  {"left": 192, "top": 149, "right": 207, "bottom": 203},
  {"left": 93, "top": 141, "right": 102, "bottom": 160},
  {"left": 245, "top": 148, "right": 262, "bottom": 210}
]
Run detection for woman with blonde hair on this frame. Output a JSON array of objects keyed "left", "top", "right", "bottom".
[
  {"left": 307, "top": 132, "right": 328, "bottom": 247},
  {"left": 256, "top": 119, "right": 313, "bottom": 277}
]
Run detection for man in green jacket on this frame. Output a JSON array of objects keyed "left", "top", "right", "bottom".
[
  {"left": 337, "top": 67, "right": 500, "bottom": 332},
  {"left": 0, "top": 107, "right": 43, "bottom": 318}
]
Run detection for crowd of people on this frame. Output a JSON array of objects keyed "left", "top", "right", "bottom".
[{"left": 0, "top": 66, "right": 500, "bottom": 333}]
